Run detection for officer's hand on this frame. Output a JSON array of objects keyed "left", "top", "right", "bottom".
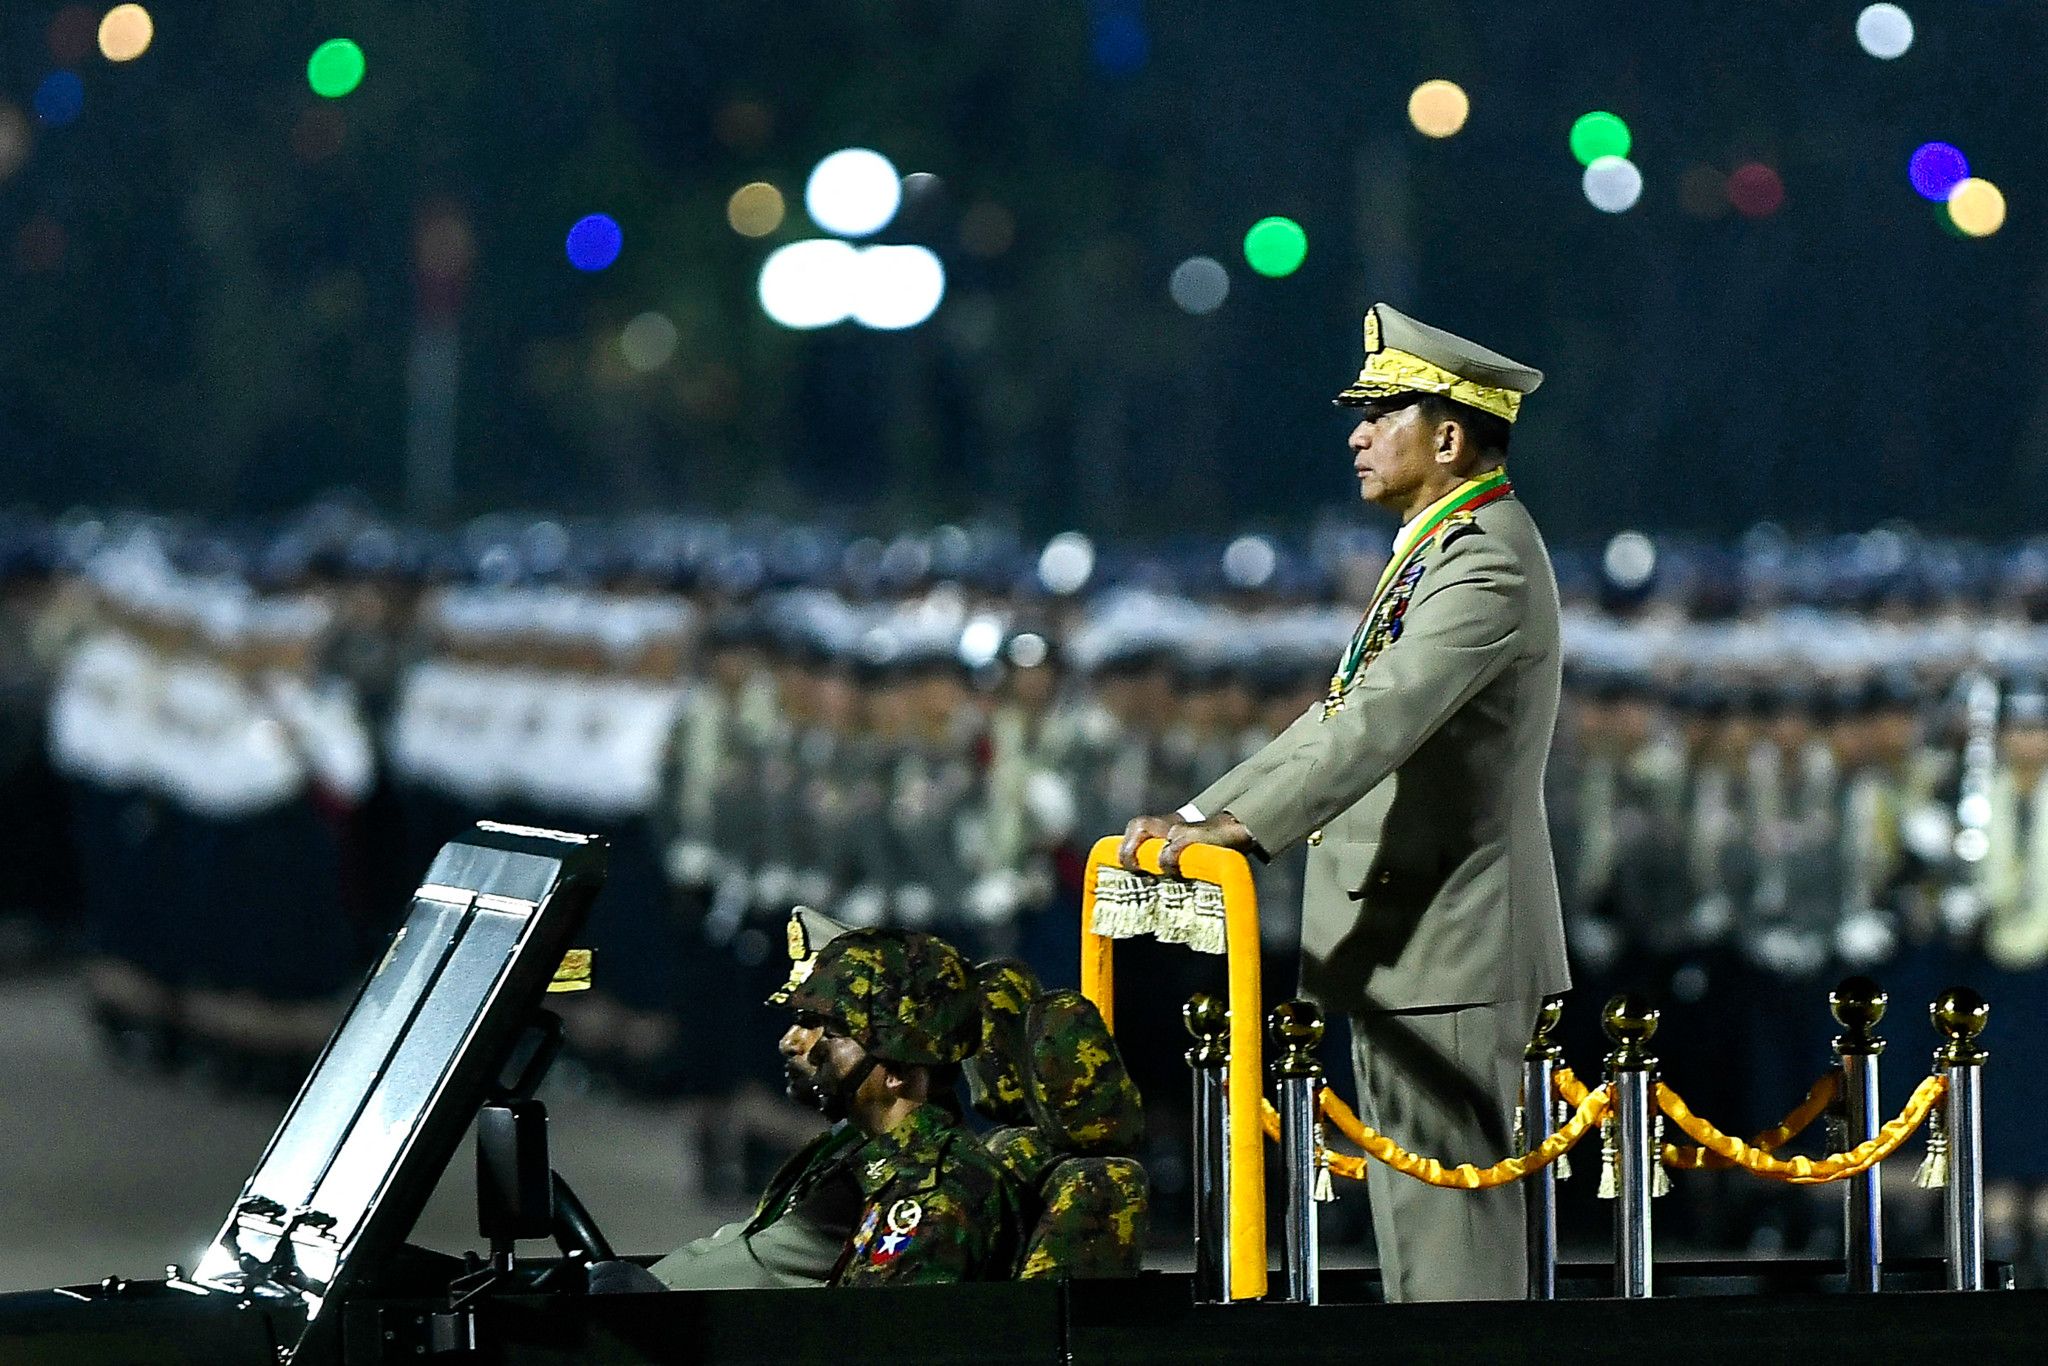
[
  {"left": 1158, "top": 813, "right": 1254, "bottom": 877},
  {"left": 1118, "top": 814, "right": 1174, "bottom": 871}
]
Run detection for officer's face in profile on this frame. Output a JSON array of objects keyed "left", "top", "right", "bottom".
[
  {"left": 1346, "top": 399, "right": 1439, "bottom": 511},
  {"left": 780, "top": 1015, "right": 827, "bottom": 1108}
]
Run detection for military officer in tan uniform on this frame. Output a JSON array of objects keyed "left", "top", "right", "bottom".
[{"left": 1121, "top": 303, "right": 1570, "bottom": 1302}]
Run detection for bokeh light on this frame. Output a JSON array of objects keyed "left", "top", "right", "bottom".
[
  {"left": 1908, "top": 142, "right": 1969, "bottom": 202},
  {"left": 726, "top": 182, "right": 786, "bottom": 238},
  {"left": 307, "top": 39, "right": 366, "bottom": 99},
  {"left": 565, "top": 214, "right": 623, "bottom": 271},
  {"left": 619, "top": 312, "right": 680, "bottom": 372},
  {"left": 1091, "top": 11, "right": 1150, "bottom": 75},
  {"left": 804, "top": 148, "right": 900, "bottom": 238},
  {"left": 98, "top": 5, "right": 154, "bottom": 62},
  {"left": 1727, "top": 162, "right": 1785, "bottom": 217},
  {"left": 1038, "top": 533, "right": 1095, "bottom": 596},
  {"left": 0, "top": 105, "right": 29, "bottom": 183},
  {"left": 1243, "top": 216, "right": 1308, "bottom": 277},
  {"left": 758, "top": 239, "right": 860, "bottom": 329},
  {"left": 1168, "top": 256, "right": 1230, "bottom": 314},
  {"left": 851, "top": 245, "right": 946, "bottom": 330},
  {"left": 1856, "top": 4, "right": 1914, "bottom": 60},
  {"left": 1569, "top": 111, "right": 1631, "bottom": 167},
  {"left": 1604, "top": 532, "right": 1658, "bottom": 589},
  {"left": 1947, "top": 178, "right": 2006, "bottom": 237},
  {"left": 47, "top": 7, "right": 97, "bottom": 65},
  {"left": 1407, "top": 79, "right": 1470, "bottom": 138},
  {"left": 33, "top": 72, "right": 85, "bottom": 128},
  {"left": 1582, "top": 156, "right": 1643, "bottom": 213}
]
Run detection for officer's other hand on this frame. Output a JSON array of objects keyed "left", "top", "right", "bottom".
[
  {"left": 1158, "top": 813, "right": 1253, "bottom": 877},
  {"left": 1118, "top": 814, "right": 1173, "bottom": 870}
]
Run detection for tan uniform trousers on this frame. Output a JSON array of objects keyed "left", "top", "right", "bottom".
[
  {"left": 650, "top": 1211, "right": 846, "bottom": 1290},
  {"left": 1349, "top": 996, "right": 1540, "bottom": 1302}
]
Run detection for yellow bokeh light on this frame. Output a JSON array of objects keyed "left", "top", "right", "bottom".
[
  {"left": 1408, "top": 80, "right": 1470, "bottom": 139},
  {"left": 1947, "top": 178, "right": 2006, "bottom": 238},
  {"left": 97, "top": 4, "right": 153, "bottom": 62},
  {"left": 727, "top": 182, "right": 786, "bottom": 238}
]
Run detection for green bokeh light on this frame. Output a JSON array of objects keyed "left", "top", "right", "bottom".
[
  {"left": 1242, "top": 216, "right": 1308, "bottom": 278},
  {"left": 307, "top": 39, "right": 366, "bottom": 99},
  {"left": 1568, "top": 111, "right": 1630, "bottom": 167}
]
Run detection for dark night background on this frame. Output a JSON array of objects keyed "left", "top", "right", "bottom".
[{"left": 1, "top": 2, "right": 2042, "bottom": 538}]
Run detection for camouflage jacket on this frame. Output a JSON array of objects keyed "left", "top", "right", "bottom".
[{"left": 833, "top": 1103, "right": 1021, "bottom": 1286}]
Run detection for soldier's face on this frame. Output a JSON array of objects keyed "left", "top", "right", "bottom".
[
  {"left": 780, "top": 1017, "right": 827, "bottom": 1107},
  {"left": 1347, "top": 402, "right": 1438, "bottom": 509}
]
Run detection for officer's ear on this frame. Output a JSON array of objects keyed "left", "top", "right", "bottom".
[{"left": 878, "top": 1061, "right": 930, "bottom": 1102}]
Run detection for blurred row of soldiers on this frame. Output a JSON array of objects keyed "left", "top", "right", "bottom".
[{"left": 3, "top": 514, "right": 2048, "bottom": 1198}]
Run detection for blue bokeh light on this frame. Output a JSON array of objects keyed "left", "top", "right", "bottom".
[
  {"left": 565, "top": 214, "right": 623, "bottom": 271},
  {"left": 33, "top": 71, "right": 85, "bottom": 128},
  {"left": 1090, "top": 10, "right": 1150, "bottom": 75},
  {"left": 1908, "top": 142, "right": 1969, "bottom": 202}
]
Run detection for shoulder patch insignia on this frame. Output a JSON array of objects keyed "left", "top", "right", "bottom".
[{"left": 1439, "top": 513, "right": 1484, "bottom": 550}]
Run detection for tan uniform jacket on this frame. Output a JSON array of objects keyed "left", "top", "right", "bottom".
[{"left": 1191, "top": 495, "right": 1570, "bottom": 1013}]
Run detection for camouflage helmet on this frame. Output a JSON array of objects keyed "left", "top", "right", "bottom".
[
  {"left": 780, "top": 928, "right": 981, "bottom": 1068},
  {"left": 1023, "top": 990, "right": 1144, "bottom": 1154},
  {"left": 964, "top": 958, "right": 1043, "bottom": 1124}
]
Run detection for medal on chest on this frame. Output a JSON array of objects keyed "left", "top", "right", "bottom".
[{"left": 1320, "top": 473, "right": 1510, "bottom": 721}]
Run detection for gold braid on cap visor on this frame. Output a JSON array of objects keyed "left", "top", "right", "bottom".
[{"left": 1338, "top": 347, "right": 1524, "bottom": 423}]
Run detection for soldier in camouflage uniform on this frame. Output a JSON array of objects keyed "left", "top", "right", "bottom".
[
  {"left": 649, "top": 925, "right": 1018, "bottom": 1288},
  {"left": 980, "top": 989, "right": 1148, "bottom": 1279}
]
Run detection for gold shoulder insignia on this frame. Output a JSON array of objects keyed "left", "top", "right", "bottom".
[{"left": 1438, "top": 513, "right": 1483, "bottom": 550}]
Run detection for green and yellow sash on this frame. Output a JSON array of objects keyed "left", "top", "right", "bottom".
[{"left": 1322, "top": 469, "right": 1513, "bottom": 718}]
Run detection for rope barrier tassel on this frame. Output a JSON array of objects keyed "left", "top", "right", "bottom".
[{"left": 1916, "top": 1099, "right": 1948, "bottom": 1190}]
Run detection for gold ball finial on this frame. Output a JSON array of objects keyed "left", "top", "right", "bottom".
[
  {"left": 1525, "top": 994, "right": 1566, "bottom": 1061},
  {"left": 1602, "top": 993, "right": 1659, "bottom": 1070},
  {"left": 1268, "top": 1000, "right": 1326, "bottom": 1079},
  {"left": 1183, "top": 992, "right": 1228, "bottom": 1067},
  {"left": 1931, "top": 986, "right": 1990, "bottom": 1066},
  {"left": 1830, "top": 976, "right": 1888, "bottom": 1055}
]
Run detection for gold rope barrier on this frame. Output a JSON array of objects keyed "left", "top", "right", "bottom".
[
  {"left": 1660, "top": 1069, "right": 1841, "bottom": 1170},
  {"left": 1260, "top": 1082, "right": 1612, "bottom": 1190},
  {"left": 1653, "top": 1074, "right": 1946, "bottom": 1184}
]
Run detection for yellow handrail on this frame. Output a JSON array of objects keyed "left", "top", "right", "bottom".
[{"left": 1081, "top": 834, "right": 1265, "bottom": 1301}]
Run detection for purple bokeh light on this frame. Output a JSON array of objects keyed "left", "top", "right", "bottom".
[{"left": 1908, "top": 142, "right": 1969, "bottom": 202}]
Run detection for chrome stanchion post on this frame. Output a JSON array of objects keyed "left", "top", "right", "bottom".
[
  {"left": 1184, "top": 993, "right": 1231, "bottom": 1303},
  {"left": 1831, "top": 976, "right": 1886, "bottom": 1293},
  {"left": 1932, "top": 987, "right": 1990, "bottom": 1291},
  {"left": 1603, "top": 995, "right": 1659, "bottom": 1299},
  {"left": 1268, "top": 1001, "right": 1325, "bottom": 1306},
  {"left": 1523, "top": 996, "right": 1565, "bottom": 1300}
]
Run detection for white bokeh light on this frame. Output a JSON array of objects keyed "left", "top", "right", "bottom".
[
  {"left": 1855, "top": 4, "right": 1914, "bottom": 60},
  {"left": 757, "top": 239, "right": 860, "bottom": 329},
  {"left": 619, "top": 311, "right": 679, "bottom": 371},
  {"left": 1222, "top": 535, "right": 1278, "bottom": 589},
  {"left": 805, "top": 148, "right": 902, "bottom": 238},
  {"left": 1583, "top": 155, "right": 1644, "bottom": 213},
  {"left": 1603, "top": 531, "right": 1657, "bottom": 588},
  {"left": 958, "top": 617, "right": 1005, "bottom": 668},
  {"left": 1038, "top": 533, "right": 1095, "bottom": 596},
  {"left": 1169, "top": 256, "right": 1230, "bottom": 315},
  {"left": 851, "top": 245, "right": 946, "bottom": 330}
]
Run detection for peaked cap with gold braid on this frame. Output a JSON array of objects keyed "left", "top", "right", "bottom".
[{"left": 1335, "top": 302, "right": 1544, "bottom": 423}]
